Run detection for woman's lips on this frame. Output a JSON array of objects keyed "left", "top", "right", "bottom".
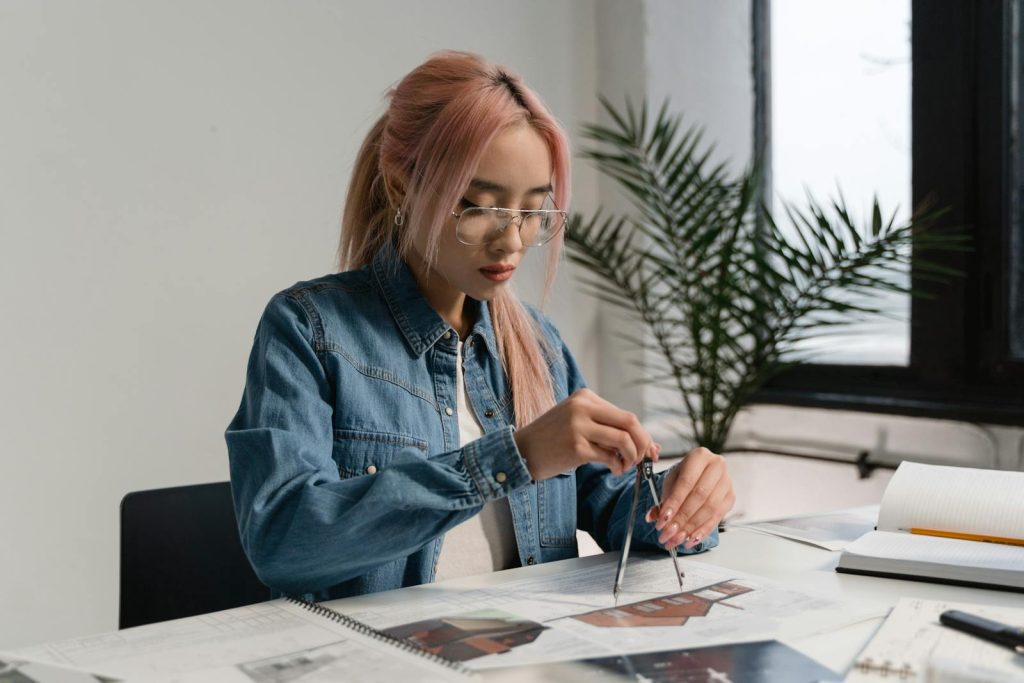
[{"left": 479, "top": 266, "right": 515, "bottom": 282}]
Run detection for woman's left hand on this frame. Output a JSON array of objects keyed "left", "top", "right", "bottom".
[{"left": 645, "top": 447, "right": 735, "bottom": 551}]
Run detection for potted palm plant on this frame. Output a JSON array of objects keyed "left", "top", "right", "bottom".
[{"left": 565, "top": 99, "right": 965, "bottom": 453}]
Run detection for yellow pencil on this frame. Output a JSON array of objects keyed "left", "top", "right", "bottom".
[{"left": 909, "top": 527, "right": 1024, "bottom": 548}]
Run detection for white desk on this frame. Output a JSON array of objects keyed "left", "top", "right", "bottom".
[
  {"left": 321, "top": 527, "right": 1024, "bottom": 677},
  {"left": 14, "top": 527, "right": 1024, "bottom": 681}
]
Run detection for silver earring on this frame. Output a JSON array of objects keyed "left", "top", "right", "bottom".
[{"left": 394, "top": 208, "right": 404, "bottom": 226}]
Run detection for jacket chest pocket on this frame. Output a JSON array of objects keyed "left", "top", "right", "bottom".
[
  {"left": 538, "top": 472, "right": 577, "bottom": 547},
  {"left": 333, "top": 428, "right": 428, "bottom": 479}
]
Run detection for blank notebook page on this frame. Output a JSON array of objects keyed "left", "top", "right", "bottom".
[{"left": 876, "top": 462, "right": 1024, "bottom": 539}]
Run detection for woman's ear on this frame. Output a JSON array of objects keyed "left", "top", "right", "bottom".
[{"left": 381, "top": 172, "right": 407, "bottom": 213}]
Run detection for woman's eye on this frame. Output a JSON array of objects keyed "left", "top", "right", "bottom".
[{"left": 459, "top": 197, "right": 483, "bottom": 210}]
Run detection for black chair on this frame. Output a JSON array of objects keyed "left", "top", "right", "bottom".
[{"left": 119, "top": 481, "right": 271, "bottom": 629}]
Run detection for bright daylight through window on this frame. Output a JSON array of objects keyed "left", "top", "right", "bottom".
[{"left": 771, "top": 0, "right": 912, "bottom": 365}]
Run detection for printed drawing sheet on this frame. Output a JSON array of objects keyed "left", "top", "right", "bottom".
[
  {"left": 11, "top": 600, "right": 468, "bottom": 683},
  {"left": 341, "top": 555, "right": 884, "bottom": 670},
  {"left": 736, "top": 505, "right": 879, "bottom": 551},
  {"left": 846, "top": 597, "right": 1024, "bottom": 683}
]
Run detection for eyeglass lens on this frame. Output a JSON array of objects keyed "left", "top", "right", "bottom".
[{"left": 456, "top": 208, "right": 565, "bottom": 246}]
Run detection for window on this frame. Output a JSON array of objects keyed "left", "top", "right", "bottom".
[
  {"left": 770, "top": 0, "right": 911, "bottom": 366},
  {"left": 752, "top": 0, "right": 1024, "bottom": 425}
]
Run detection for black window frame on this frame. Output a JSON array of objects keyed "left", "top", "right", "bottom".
[{"left": 750, "top": 0, "right": 1024, "bottom": 427}]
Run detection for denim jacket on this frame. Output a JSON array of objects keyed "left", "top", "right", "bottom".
[{"left": 226, "top": 244, "right": 718, "bottom": 602}]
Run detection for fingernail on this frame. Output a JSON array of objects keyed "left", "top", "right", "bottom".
[
  {"left": 658, "top": 522, "right": 679, "bottom": 545},
  {"left": 659, "top": 508, "right": 674, "bottom": 524},
  {"left": 684, "top": 534, "right": 702, "bottom": 550}
]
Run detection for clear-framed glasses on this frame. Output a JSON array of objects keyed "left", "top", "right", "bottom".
[{"left": 452, "top": 198, "right": 567, "bottom": 247}]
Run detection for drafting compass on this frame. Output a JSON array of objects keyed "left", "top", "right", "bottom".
[{"left": 612, "top": 457, "right": 685, "bottom": 602}]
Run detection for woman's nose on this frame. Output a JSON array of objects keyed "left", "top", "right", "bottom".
[{"left": 490, "top": 214, "right": 525, "bottom": 253}]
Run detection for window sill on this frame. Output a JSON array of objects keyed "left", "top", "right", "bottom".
[{"left": 751, "top": 386, "right": 1024, "bottom": 427}]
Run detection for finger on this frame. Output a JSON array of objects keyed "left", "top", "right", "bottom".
[
  {"left": 682, "top": 468, "right": 734, "bottom": 536},
  {"left": 585, "top": 423, "right": 639, "bottom": 466},
  {"left": 593, "top": 446, "right": 627, "bottom": 475},
  {"left": 570, "top": 432, "right": 625, "bottom": 475},
  {"left": 597, "top": 445, "right": 630, "bottom": 476},
  {"left": 672, "top": 500, "right": 719, "bottom": 549},
  {"left": 675, "top": 510, "right": 722, "bottom": 551},
  {"left": 645, "top": 505, "right": 660, "bottom": 523},
  {"left": 653, "top": 463, "right": 679, "bottom": 531},
  {"left": 684, "top": 509, "right": 727, "bottom": 550},
  {"left": 655, "top": 448, "right": 720, "bottom": 531},
  {"left": 667, "top": 457, "right": 733, "bottom": 548},
  {"left": 657, "top": 518, "right": 682, "bottom": 546},
  {"left": 674, "top": 459, "right": 724, "bottom": 528},
  {"left": 585, "top": 401, "right": 652, "bottom": 467},
  {"left": 668, "top": 488, "right": 735, "bottom": 550}
]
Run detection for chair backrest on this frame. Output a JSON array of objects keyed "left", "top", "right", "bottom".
[{"left": 119, "top": 481, "right": 271, "bottom": 629}]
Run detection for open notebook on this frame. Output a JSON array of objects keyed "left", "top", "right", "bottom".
[{"left": 836, "top": 461, "right": 1024, "bottom": 591}]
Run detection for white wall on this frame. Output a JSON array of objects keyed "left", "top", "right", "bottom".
[{"left": 0, "top": 0, "right": 601, "bottom": 647}]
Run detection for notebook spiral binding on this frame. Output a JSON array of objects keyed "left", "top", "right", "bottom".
[
  {"left": 286, "top": 597, "right": 474, "bottom": 676},
  {"left": 854, "top": 656, "right": 915, "bottom": 679}
]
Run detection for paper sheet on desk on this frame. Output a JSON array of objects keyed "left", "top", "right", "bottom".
[
  {"left": 9, "top": 600, "right": 469, "bottom": 683},
  {"left": 0, "top": 653, "right": 118, "bottom": 682},
  {"left": 737, "top": 506, "right": 879, "bottom": 551},
  {"left": 343, "top": 555, "right": 885, "bottom": 670},
  {"left": 845, "top": 598, "right": 1024, "bottom": 682}
]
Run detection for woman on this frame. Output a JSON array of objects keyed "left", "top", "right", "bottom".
[{"left": 226, "top": 51, "right": 734, "bottom": 602}]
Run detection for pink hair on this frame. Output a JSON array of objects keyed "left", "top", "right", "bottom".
[{"left": 339, "top": 51, "right": 571, "bottom": 426}]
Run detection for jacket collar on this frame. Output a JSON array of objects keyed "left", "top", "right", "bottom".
[{"left": 371, "top": 244, "right": 500, "bottom": 361}]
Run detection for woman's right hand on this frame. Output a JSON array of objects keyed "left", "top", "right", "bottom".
[{"left": 512, "top": 388, "right": 659, "bottom": 481}]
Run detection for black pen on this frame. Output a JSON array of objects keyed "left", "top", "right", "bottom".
[{"left": 939, "top": 609, "right": 1024, "bottom": 655}]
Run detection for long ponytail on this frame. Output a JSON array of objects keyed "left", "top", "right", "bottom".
[{"left": 339, "top": 115, "right": 393, "bottom": 270}]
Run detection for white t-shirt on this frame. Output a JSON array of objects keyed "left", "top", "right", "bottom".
[{"left": 433, "top": 341, "right": 519, "bottom": 581}]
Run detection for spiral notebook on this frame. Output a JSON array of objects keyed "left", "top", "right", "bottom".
[
  {"left": 11, "top": 598, "right": 474, "bottom": 681},
  {"left": 845, "top": 598, "right": 1024, "bottom": 682}
]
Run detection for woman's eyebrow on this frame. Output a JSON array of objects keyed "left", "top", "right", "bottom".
[{"left": 468, "top": 178, "right": 553, "bottom": 195}]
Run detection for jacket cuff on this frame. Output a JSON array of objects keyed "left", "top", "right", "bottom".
[
  {"left": 462, "top": 426, "right": 532, "bottom": 501},
  {"left": 675, "top": 527, "right": 720, "bottom": 554}
]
